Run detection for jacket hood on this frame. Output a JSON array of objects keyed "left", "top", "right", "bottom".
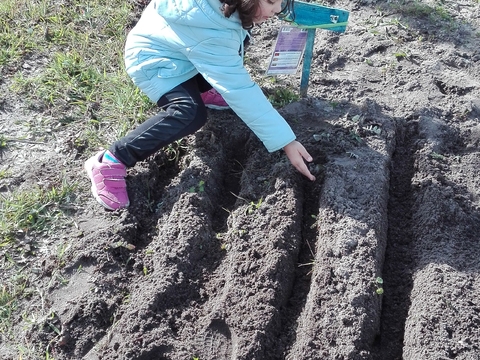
[{"left": 153, "top": 0, "right": 243, "bottom": 30}]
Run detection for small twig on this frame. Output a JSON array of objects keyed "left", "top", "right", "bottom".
[
  {"left": 305, "top": 239, "right": 315, "bottom": 258},
  {"left": 5, "top": 138, "right": 47, "bottom": 145},
  {"left": 229, "top": 191, "right": 249, "bottom": 203}
]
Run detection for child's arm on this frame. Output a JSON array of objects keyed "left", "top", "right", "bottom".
[
  {"left": 283, "top": 140, "right": 316, "bottom": 181},
  {"left": 190, "top": 38, "right": 316, "bottom": 180}
]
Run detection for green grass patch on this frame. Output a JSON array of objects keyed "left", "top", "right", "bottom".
[
  {"left": 12, "top": 51, "right": 103, "bottom": 107},
  {"left": 389, "top": 0, "right": 454, "bottom": 23},
  {"left": 369, "top": 0, "right": 460, "bottom": 39},
  {"left": 0, "top": 0, "right": 38, "bottom": 66},
  {"left": 4, "top": 0, "right": 155, "bottom": 152},
  {"left": 0, "top": 179, "right": 77, "bottom": 245}
]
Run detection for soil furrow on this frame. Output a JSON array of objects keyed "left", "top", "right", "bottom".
[
  {"left": 191, "top": 147, "right": 306, "bottom": 359},
  {"left": 402, "top": 114, "right": 480, "bottom": 359},
  {"left": 373, "top": 118, "right": 418, "bottom": 359},
  {"left": 285, "top": 143, "right": 393, "bottom": 359},
  {"left": 272, "top": 167, "right": 325, "bottom": 359}
]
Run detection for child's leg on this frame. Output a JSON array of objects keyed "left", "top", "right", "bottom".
[
  {"left": 109, "top": 74, "right": 208, "bottom": 167},
  {"left": 84, "top": 74, "right": 210, "bottom": 210}
]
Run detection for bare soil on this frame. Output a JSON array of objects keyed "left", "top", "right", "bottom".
[{"left": 1, "top": 0, "right": 480, "bottom": 359}]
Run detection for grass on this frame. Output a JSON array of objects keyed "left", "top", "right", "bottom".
[
  {"left": 3, "top": 0, "right": 155, "bottom": 149},
  {"left": 0, "top": 0, "right": 300, "bottom": 355},
  {"left": 0, "top": 0, "right": 321, "bottom": 356},
  {"left": 0, "top": 178, "right": 77, "bottom": 245},
  {"left": 1, "top": 0, "right": 153, "bottom": 354},
  {"left": 0, "top": 135, "right": 8, "bottom": 158},
  {"left": 392, "top": 1, "right": 453, "bottom": 22},
  {"left": 0, "top": 285, "right": 16, "bottom": 332},
  {"left": 0, "top": 177, "right": 77, "bottom": 355},
  {"left": 363, "top": 0, "right": 460, "bottom": 42},
  {"left": 0, "top": 273, "right": 27, "bottom": 335}
]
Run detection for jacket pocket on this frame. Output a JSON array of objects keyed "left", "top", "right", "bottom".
[{"left": 136, "top": 52, "right": 194, "bottom": 80}]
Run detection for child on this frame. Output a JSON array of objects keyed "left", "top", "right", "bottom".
[{"left": 85, "top": 0, "right": 316, "bottom": 211}]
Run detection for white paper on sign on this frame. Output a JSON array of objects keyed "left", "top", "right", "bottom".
[{"left": 266, "top": 26, "right": 308, "bottom": 75}]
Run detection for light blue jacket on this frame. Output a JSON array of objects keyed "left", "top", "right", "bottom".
[{"left": 124, "top": 0, "right": 296, "bottom": 152}]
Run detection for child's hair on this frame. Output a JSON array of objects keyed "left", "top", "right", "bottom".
[
  {"left": 219, "top": 0, "right": 257, "bottom": 29},
  {"left": 219, "top": 0, "right": 294, "bottom": 30}
]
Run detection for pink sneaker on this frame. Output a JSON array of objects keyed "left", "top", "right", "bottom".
[
  {"left": 201, "top": 89, "right": 229, "bottom": 110},
  {"left": 84, "top": 151, "right": 130, "bottom": 210}
]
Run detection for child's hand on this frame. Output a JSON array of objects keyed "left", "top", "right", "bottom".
[{"left": 283, "top": 140, "right": 316, "bottom": 181}]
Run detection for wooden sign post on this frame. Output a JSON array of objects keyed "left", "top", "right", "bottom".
[{"left": 279, "top": 1, "right": 350, "bottom": 96}]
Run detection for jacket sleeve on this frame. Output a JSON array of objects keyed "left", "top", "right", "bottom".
[{"left": 189, "top": 37, "right": 296, "bottom": 153}]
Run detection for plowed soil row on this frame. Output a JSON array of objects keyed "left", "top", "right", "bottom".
[
  {"left": 1, "top": 0, "right": 479, "bottom": 359},
  {"left": 40, "top": 97, "right": 480, "bottom": 359}
]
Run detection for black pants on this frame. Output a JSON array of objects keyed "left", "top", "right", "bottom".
[{"left": 109, "top": 74, "right": 212, "bottom": 167}]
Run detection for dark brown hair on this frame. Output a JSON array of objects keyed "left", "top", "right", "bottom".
[{"left": 219, "top": 0, "right": 258, "bottom": 29}]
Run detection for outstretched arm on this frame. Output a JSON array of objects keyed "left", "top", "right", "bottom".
[{"left": 283, "top": 140, "right": 316, "bottom": 181}]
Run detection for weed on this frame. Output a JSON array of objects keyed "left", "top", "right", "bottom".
[
  {"left": 4, "top": 0, "right": 155, "bottom": 152},
  {"left": 12, "top": 51, "right": 103, "bottom": 109},
  {"left": 122, "top": 292, "right": 131, "bottom": 305},
  {"left": 298, "top": 259, "right": 315, "bottom": 271},
  {"left": 189, "top": 180, "right": 206, "bottom": 193},
  {"left": 309, "top": 214, "right": 318, "bottom": 229},
  {"left": 268, "top": 88, "right": 299, "bottom": 107},
  {"left": 246, "top": 198, "right": 263, "bottom": 215},
  {"left": 364, "top": 58, "right": 373, "bottom": 66},
  {"left": 330, "top": 101, "right": 339, "bottom": 108},
  {"left": 266, "top": 76, "right": 279, "bottom": 84},
  {"left": 382, "top": 61, "right": 398, "bottom": 74},
  {"left": 55, "top": 273, "right": 69, "bottom": 286},
  {"left": 110, "top": 241, "right": 135, "bottom": 251},
  {"left": 350, "top": 114, "right": 364, "bottom": 123},
  {"left": 298, "top": 239, "right": 316, "bottom": 276},
  {"left": 0, "top": 285, "right": 16, "bottom": 331},
  {"left": 365, "top": 125, "right": 382, "bottom": 135},
  {"left": 55, "top": 242, "right": 71, "bottom": 267},
  {"left": 313, "top": 132, "right": 330, "bottom": 142},
  {"left": 0, "top": 0, "right": 37, "bottom": 66},
  {"left": 394, "top": 51, "right": 407, "bottom": 60},
  {"left": 349, "top": 131, "right": 362, "bottom": 144},
  {"left": 0, "top": 168, "right": 10, "bottom": 180},
  {"left": 165, "top": 139, "right": 190, "bottom": 164},
  {"left": 430, "top": 151, "right": 445, "bottom": 160},
  {"left": 239, "top": 229, "right": 247, "bottom": 237},
  {"left": 229, "top": 192, "right": 263, "bottom": 215},
  {"left": 374, "top": 277, "right": 384, "bottom": 295},
  {"left": 361, "top": 14, "right": 408, "bottom": 37}
]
